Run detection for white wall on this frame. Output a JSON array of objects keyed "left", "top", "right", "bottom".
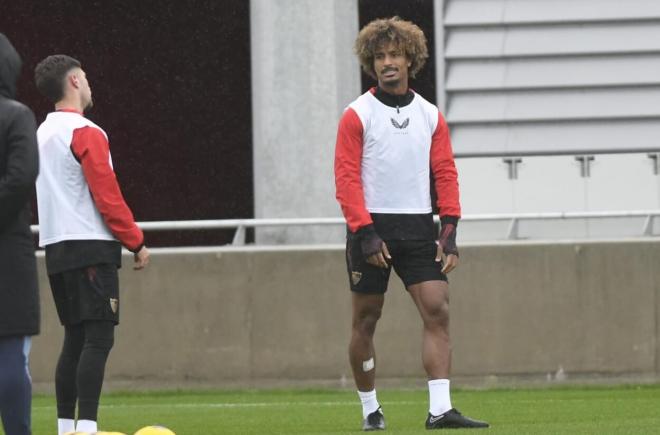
[{"left": 456, "top": 153, "right": 660, "bottom": 241}]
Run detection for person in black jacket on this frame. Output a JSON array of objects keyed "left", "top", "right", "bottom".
[{"left": 0, "top": 33, "right": 40, "bottom": 435}]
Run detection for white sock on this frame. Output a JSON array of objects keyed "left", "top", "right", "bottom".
[
  {"left": 358, "top": 389, "right": 380, "bottom": 419},
  {"left": 58, "top": 418, "right": 75, "bottom": 435},
  {"left": 429, "top": 379, "right": 452, "bottom": 416},
  {"left": 75, "top": 419, "right": 97, "bottom": 433}
]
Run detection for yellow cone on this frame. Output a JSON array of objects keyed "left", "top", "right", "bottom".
[
  {"left": 134, "top": 426, "right": 176, "bottom": 435},
  {"left": 66, "top": 432, "right": 126, "bottom": 435}
]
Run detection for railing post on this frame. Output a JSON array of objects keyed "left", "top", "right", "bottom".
[
  {"left": 232, "top": 225, "right": 246, "bottom": 245},
  {"left": 642, "top": 215, "right": 654, "bottom": 236},
  {"left": 507, "top": 218, "right": 519, "bottom": 239}
]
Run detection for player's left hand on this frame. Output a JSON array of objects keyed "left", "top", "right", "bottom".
[
  {"left": 437, "top": 219, "right": 459, "bottom": 273},
  {"left": 133, "top": 245, "right": 150, "bottom": 270},
  {"left": 435, "top": 243, "right": 459, "bottom": 273},
  {"left": 367, "top": 241, "right": 391, "bottom": 268}
]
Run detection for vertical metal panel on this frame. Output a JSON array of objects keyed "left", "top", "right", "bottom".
[
  {"left": 443, "top": 0, "right": 660, "bottom": 156},
  {"left": 452, "top": 120, "right": 660, "bottom": 157},
  {"left": 446, "top": 23, "right": 660, "bottom": 58},
  {"left": 447, "top": 55, "right": 660, "bottom": 91},
  {"left": 449, "top": 88, "right": 660, "bottom": 123},
  {"left": 445, "top": 0, "right": 660, "bottom": 25}
]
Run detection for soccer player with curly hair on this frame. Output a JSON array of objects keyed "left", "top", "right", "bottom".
[{"left": 335, "top": 17, "right": 489, "bottom": 430}]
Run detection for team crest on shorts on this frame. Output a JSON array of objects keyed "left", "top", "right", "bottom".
[
  {"left": 109, "top": 298, "right": 118, "bottom": 314},
  {"left": 351, "top": 271, "right": 362, "bottom": 285}
]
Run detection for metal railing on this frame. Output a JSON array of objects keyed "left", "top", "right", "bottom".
[
  {"left": 453, "top": 148, "right": 660, "bottom": 159},
  {"left": 459, "top": 210, "right": 660, "bottom": 240},
  {"left": 30, "top": 210, "right": 660, "bottom": 245}
]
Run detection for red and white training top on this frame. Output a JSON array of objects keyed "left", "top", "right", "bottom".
[
  {"left": 36, "top": 109, "right": 143, "bottom": 251},
  {"left": 335, "top": 88, "right": 460, "bottom": 234}
]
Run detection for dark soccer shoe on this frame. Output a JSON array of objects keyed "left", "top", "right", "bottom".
[
  {"left": 363, "top": 407, "right": 386, "bottom": 431},
  {"left": 425, "top": 408, "right": 489, "bottom": 429}
]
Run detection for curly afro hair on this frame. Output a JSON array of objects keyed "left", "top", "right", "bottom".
[{"left": 354, "top": 16, "right": 429, "bottom": 79}]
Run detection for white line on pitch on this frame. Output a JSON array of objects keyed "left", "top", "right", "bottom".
[{"left": 33, "top": 400, "right": 422, "bottom": 410}]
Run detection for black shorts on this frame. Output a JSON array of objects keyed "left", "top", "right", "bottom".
[
  {"left": 345, "top": 236, "right": 447, "bottom": 294},
  {"left": 48, "top": 263, "right": 120, "bottom": 326}
]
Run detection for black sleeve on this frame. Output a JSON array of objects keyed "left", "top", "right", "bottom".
[{"left": 0, "top": 104, "right": 39, "bottom": 232}]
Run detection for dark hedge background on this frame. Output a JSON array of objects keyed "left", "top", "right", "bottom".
[
  {"left": 359, "top": 0, "right": 437, "bottom": 104},
  {"left": 1, "top": 0, "right": 253, "bottom": 246},
  {"left": 1, "top": 0, "right": 436, "bottom": 246}
]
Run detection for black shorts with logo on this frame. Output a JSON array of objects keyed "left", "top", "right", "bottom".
[
  {"left": 49, "top": 263, "right": 120, "bottom": 325},
  {"left": 345, "top": 235, "right": 448, "bottom": 294}
]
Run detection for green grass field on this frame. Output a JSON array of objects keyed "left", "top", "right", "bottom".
[{"left": 27, "top": 384, "right": 660, "bottom": 435}]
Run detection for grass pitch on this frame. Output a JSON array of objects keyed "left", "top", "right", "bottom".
[{"left": 28, "top": 384, "right": 660, "bottom": 434}]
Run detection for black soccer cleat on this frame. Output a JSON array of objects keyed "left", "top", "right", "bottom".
[
  {"left": 363, "top": 407, "right": 386, "bottom": 431},
  {"left": 425, "top": 408, "right": 489, "bottom": 429}
]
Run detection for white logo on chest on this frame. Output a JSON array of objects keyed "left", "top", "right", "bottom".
[{"left": 390, "top": 117, "right": 409, "bottom": 129}]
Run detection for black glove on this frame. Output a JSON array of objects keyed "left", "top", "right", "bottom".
[
  {"left": 357, "top": 224, "right": 384, "bottom": 259},
  {"left": 438, "top": 216, "right": 459, "bottom": 257}
]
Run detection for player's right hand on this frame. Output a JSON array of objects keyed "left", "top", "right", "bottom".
[
  {"left": 359, "top": 224, "right": 391, "bottom": 268},
  {"left": 133, "top": 245, "right": 150, "bottom": 270},
  {"left": 366, "top": 242, "right": 391, "bottom": 269}
]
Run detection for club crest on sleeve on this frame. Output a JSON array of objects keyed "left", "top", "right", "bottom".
[
  {"left": 390, "top": 117, "right": 409, "bottom": 129},
  {"left": 351, "top": 271, "right": 362, "bottom": 285},
  {"left": 109, "top": 298, "right": 118, "bottom": 313}
]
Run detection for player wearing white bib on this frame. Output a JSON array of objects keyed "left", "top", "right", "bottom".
[
  {"left": 334, "top": 17, "right": 488, "bottom": 431},
  {"left": 34, "top": 55, "right": 150, "bottom": 435}
]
